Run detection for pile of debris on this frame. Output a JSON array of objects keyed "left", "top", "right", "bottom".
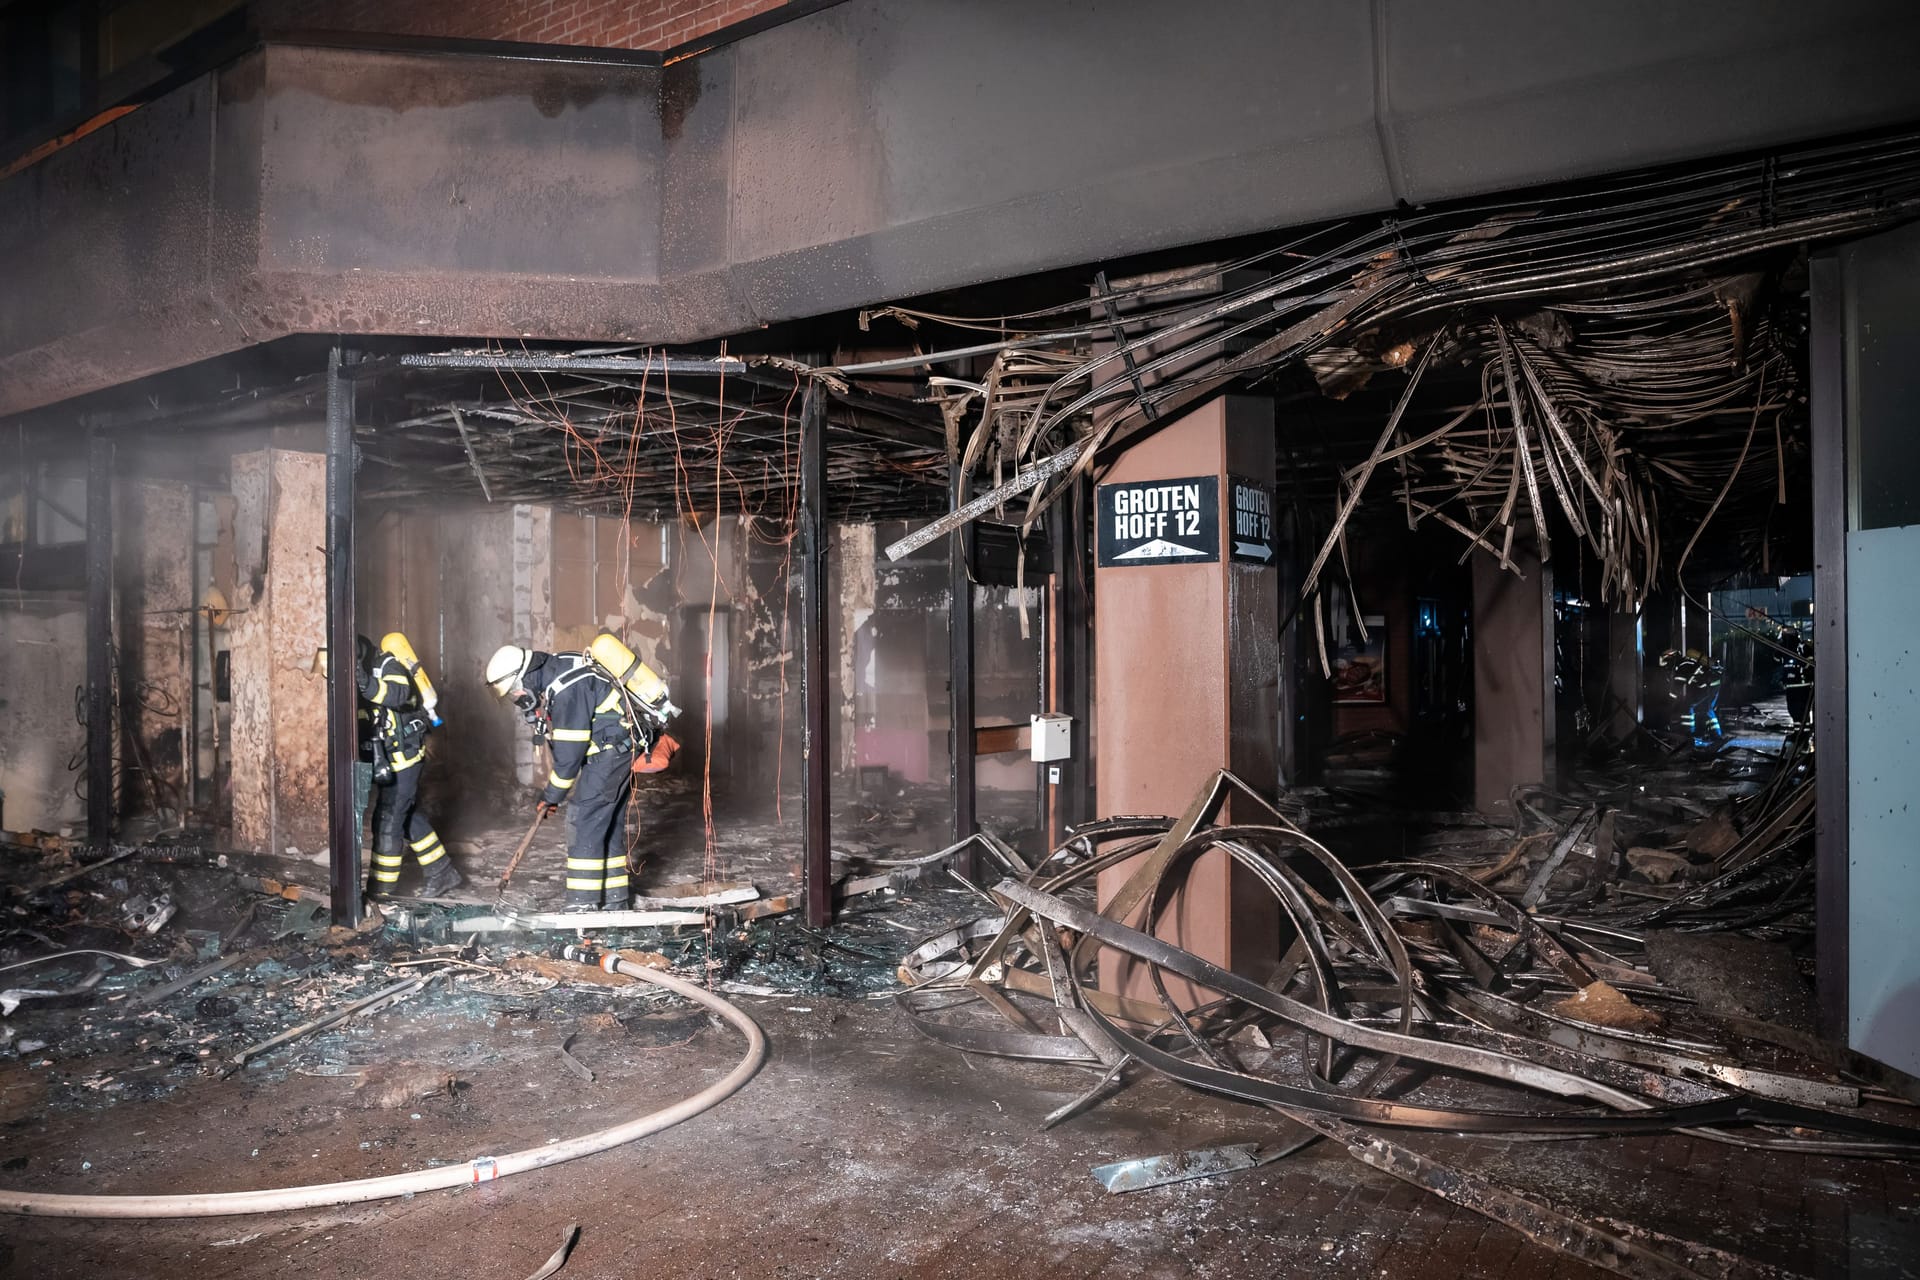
[
  {"left": 0, "top": 825, "right": 960, "bottom": 1109},
  {"left": 896, "top": 767, "right": 1915, "bottom": 1280},
  {"left": 1428, "top": 728, "right": 1817, "bottom": 938}
]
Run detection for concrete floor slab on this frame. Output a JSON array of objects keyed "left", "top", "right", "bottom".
[{"left": 6, "top": 993, "right": 1918, "bottom": 1278}]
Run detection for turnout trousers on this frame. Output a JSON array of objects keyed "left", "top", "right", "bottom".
[
  {"left": 564, "top": 748, "right": 633, "bottom": 909},
  {"left": 1680, "top": 687, "right": 1722, "bottom": 739},
  {"left": 370, "top": 761, "right": 448, "bottom": 893}
]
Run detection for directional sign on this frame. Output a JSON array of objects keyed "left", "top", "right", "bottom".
[
  {"left": 1228, "top": 474, "right": 1276, "bottom": 566},
  {"left": 1097, "top": 476, "right": 1219, "bottom": 567}
]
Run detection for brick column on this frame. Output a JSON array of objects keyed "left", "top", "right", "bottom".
[{"left": 229, "top": 449, "right": 330, "bottom": 858}]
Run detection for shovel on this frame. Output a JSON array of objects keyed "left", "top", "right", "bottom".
[{"left": 499, "top": 806, "right": 547, "bottom": 890}]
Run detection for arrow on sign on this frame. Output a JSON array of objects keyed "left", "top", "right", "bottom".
[{"left": 1234, "top": 541, "right": 1273, "bottom": 563}]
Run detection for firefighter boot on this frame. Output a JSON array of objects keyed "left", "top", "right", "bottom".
[{"left": 421, "top": 858, "right": 464, "bottom": 899}]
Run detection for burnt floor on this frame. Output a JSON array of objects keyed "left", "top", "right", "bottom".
[
  {"left": 423, "top": 775, "right": 1040, "bottom": 908},
  {"left": 4, "top": 991, "right": 1918, "bottom": 1279}
]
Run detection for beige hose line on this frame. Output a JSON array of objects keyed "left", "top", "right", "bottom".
[{"left": 0, "top": 957, "right": 767, "bottom": 1219}]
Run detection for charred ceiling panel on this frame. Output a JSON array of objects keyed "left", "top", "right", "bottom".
[
  {"left": 0, "top": 75, "right": 221, "bottom": 399},
  {"left": 0, "top": 45, "right": 664, "bottom": 416},
  {"left": 653, "top": 53, "right": 752, "bottom": 338},
  {"left": 244, "top": 46, "right": 663, "bottom": 322},
  {"left": 5, "top": 0, "right": 1920, "bottom": 415},
  {"left": 712, "top": 0, "right": 1387, "bottom": 319},
  {"left": 1381, "top": 1, "right": 1920, "bottom": 202}
]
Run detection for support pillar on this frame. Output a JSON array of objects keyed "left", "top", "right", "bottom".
[
  {"left": 1817, "top": 224, "right": 1920, "bottom": 1073},
  {"left": 1639, "top": 589, "right": 1678, "bottom": 732},
  {"left": 949, "top": 460, "right": 977, "bottom": 872},
  {"left": 1681, "top": 588, "right": 1711, "bottom": 657},
  {"left": 1809, "top": 249, "right": 1848, "bottom": 1044},
  {"left": 1471, "top": 541, "right": 1552, "bottom": 815},
  {"left": 325, "top": 348, "right": 361, "bottom": 926},
  {"left": 1048, "top": 480, "right": 1093, "bottom": 841},
  {"left": 229, "top": 450, "right": 329, "bottom": 858},
  {"left": 799, "top": 387, "right": 832, "bottom": 928},
  {"left": 509, "top": 503, "right": 554, "bottom": 787},
  {"left": 1603, "top": 605, "right": 1642, "bottom": 744},
  {"left": 85, "top": 429, "right": 115, "bottom": 847},
  {"left": 1094, "top": 396, "right": 1279, "bottom": 999}
]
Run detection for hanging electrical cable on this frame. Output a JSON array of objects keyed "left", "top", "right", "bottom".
[{"left": 872, "top": 127, "right": 1920, "bottom": 572}]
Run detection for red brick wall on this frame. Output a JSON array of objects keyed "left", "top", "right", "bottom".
[{"left": 258, "top": 0, "right": 790, "bottom": 52}]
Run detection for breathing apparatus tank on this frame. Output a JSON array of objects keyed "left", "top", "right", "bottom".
[
  {"left": 588, "top": 633, "right": 679, "bottom": 726},
  {"left": 380, "top": 631, "right": 443, "bottom": 727}
]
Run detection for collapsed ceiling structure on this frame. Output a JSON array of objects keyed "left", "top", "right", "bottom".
[
  {"left": 866, "top": 128, "right": 1920, "bottom": 602},
  {"left": 6, "top": 2, "right": 1920, "bottom": 1274},
  {"left": 359, "top": 354, "right": 949, "bottom": 523},
  {"left": 30, "top": 129, "right": 1915, "bottom": 587}
]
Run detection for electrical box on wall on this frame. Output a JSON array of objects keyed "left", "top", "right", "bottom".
[{"left": 1030, "top": 713, "right": 1073, "bottom": 762}]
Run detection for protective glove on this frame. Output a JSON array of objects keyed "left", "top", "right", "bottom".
[{"left": 536, "top": 800, "right": 561, "bottom": 819}]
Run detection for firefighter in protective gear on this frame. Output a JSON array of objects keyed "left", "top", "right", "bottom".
[
  {"left": 486, "top": 643, "right": 645, "bottom": 911},
  {"left": 317, "top": 636, "right": 384, "bottom": 842},
  {"left": 1745, "top": 608, "right": 1813, "bottom": 726},
  {"left": 362, "top": 636, "right": 462, "bottom": 900},
  {"left": 1657, "top": 648, "right": 1722, "bottom": 742},
  {"left": 1780, "top": 628, "right": 1812, "bottom": 727}
]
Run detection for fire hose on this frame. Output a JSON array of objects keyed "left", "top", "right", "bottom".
[{"left": 0, "top": 953, "right": 765, "bottom": 1218}]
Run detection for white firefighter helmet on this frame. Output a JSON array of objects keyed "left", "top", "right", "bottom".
[{"left": 484, "top": 644, "right": 533, "bottom": 696}]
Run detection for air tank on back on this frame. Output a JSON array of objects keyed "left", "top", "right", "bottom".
[
  {"left": 379, "top": 631, "right": 443, "bottom": 727},
  {"left": 588, "top": 633, "right": 679, "bottom": 724}
]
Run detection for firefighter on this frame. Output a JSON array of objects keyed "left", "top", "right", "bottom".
[
  {"left": 1780, "top": 627, "right": 1812, "bottom": 727},
  {"left": 1657, "top": 648, "right": 1722, "bottom": 742},
  {"left": 361, "top": 636, "right": 462, "bottom": 900},
  {"left": 485, "top": 644, "right": 640, "bottom": 912},
  {"left": 318, "top": 635, "right": 383, "bottom": 855},
  {"left": 1747, "top": 608, "right": 1814, "bottom": 726}
]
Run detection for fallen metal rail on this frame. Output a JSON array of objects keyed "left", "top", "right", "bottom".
[{"left": 895, "top": 770, "right": 1920, "bottom": 1280}]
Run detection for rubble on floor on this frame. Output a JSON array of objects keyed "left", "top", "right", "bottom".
[
  {"left": 0, "top": 724, "right": 1883, "bottom": 1266},
  {"left": 0, "top": 826, "right": 937, "bottom": 1217},
  {"left": 432, "top": 771, "right": 1035, "bottom": 917},
  {"left": 0, "top": 829, "right": 949, "bottom": 1140},
  {"left": 1411, "top": 722, "right": 1816, "bottom": 944},
  {"left": 894, "top": 762, "right": 1917, "bottom": 1280}
]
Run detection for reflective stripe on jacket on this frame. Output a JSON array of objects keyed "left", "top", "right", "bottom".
[{"left": 536, "top": 654, "right": 632, "bottom": 804}]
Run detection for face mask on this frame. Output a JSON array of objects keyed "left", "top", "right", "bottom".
[{"left": 512, "top": 689, "right": 539, "bottom": 719}]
